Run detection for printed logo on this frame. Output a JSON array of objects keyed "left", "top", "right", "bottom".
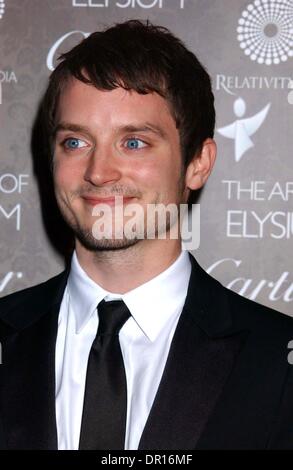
[
  {"left": 288, "top": 79, "right": 293, "bottom": 102},
  {"left": 0, "top": 271, "right": 23, "bottom": 293},
  {"left": 0, "top": 173, "right": 29, "bottom": 231},
  {"left": 89, "top": 197, "right": 201, "bottom": 251},
  {"left": 47, "top": 31, "right": 89, "bottom": 71},
  {"left": 0, "top": 0, "right": 5, "bottom": 19},
  {"left": 216, "top": 74, "right": 293, "bottom": 95},
  {"left": 237, "top": 0, "right": 293, "bottom": 65},
  {"left": 72, "top": 0, "right": 185, "bottom": 8},
  {"left": 217, "top": 97, "right": 271, "bottom": 162},
  {"left": 207, "top": 258, "right": 293, "bottom": 304},
  {"left": 0, "top": 70, "right": 18, "bottom": 105}
]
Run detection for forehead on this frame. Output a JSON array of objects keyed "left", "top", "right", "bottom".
[{"left": 56, "top": 78, "right": 177, "bottom": 133}]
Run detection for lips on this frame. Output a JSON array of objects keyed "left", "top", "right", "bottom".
[{"left": 82, "top": 195, "right": 135, "bottom": 206}]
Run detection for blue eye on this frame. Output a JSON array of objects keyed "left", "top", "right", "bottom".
[
  {"left": 125, "top": 138, "right": 146, "bottom": 150},
  {"left": 64, "top": 138, "right": 86, "bottom": 149}
]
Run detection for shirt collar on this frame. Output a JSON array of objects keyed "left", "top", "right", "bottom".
[
  {"left": 68, "top": 252, "right": 111, "bottom": 333},
  {"left": 122, "top": 250, "right": 191, "bottom": 341},
  {"left": 67, "top": 249, "right": 191, "bottom": 340}
]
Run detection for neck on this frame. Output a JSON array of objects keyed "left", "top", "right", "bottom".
[{"left": 75, "top": 239, "right": 182, "bottom": 293}]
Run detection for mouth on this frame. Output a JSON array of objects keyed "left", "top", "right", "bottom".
[{"left": 81, "top": 195, "right": 136, "bottom": 207}]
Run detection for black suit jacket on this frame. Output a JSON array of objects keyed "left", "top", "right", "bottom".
[{"left": 1, "top": 253, "right": 293, "bottom": 450}]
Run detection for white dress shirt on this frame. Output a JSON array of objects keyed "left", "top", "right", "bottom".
[{"left": 55, "top": 249, "right": 192, "bottom": 450}]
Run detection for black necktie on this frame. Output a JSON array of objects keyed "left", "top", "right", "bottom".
[{"left": 79, "top": 299, "right": 131, "bottom": 450}]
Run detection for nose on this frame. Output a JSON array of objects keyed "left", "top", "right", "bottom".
[{"left": 84, "top": 145, "right": 122, "bottom": 187}]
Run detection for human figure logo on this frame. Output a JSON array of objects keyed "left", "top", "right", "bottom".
[
  {"left": 237, "top": 0, "right": 293, "bottom": 65},
  {"left": 217, "top": 97, "right": 271, "bottom": 162}
]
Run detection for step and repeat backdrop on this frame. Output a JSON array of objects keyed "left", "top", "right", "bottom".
[{"left": 0, "top": 0, "right": 292, "bottom": 316}]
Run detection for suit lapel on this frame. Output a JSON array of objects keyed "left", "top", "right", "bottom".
[
  {"left": 139, "top": 254, "right": 249, "bottom": 450},
  {"left": 0, "top": 271, "right": 68, "bottom": 449}
]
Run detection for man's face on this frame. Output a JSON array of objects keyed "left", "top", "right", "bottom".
[{"left": 53, "top": 78, "right": 190, "bottom": 251}]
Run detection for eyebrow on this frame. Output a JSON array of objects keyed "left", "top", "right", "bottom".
[
  {"left": 53, "top": 122, "right": 92, "bottom": 137},
  {"left": 119, "top": 123, "right": 167, "bottom": 139},
  {"left": 53, "top": 122, "right": 167, "bottom": 139}
]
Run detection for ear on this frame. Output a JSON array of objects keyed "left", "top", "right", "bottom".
[{"left": 185, "top": 138, "right": 217, "bottom": 191}]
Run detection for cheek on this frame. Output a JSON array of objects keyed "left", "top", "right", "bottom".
[
  {"left": 129, "top": 152, "right": 171, "bottom": 182},
  {"left": 130, "top": 164, "right": 163, "bottom": 192},
  {"left": 130, "top": 151, "right": 182, "bottom": 195},
  {"left": 53, "top": 160, "right": 81, "bottom": 191}
]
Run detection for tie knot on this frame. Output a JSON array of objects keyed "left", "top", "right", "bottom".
[{"left": 97, "top": 299, "right": 131, "bottom": 336}]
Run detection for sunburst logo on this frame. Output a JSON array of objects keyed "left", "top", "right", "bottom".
[
  {"left": 237, "top": 0, "right": 293, "bottom": 65},
  {"left": 0, "top": 0, "right": 5, "bottom": 19}
]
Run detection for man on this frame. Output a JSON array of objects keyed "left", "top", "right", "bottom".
[{"left": 1, "top": 20, "right": 293, "bottom": 450}]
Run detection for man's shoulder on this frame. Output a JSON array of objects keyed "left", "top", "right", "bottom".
[
  {"left": 0, "top": 271, "right": 66, "bottom": 305},
  {"left": 219, "top": 275, "right": 293, "bottom": 333},
  {"left": 0, "top": 271, "right": 68, "bottom": 327},
  {"left": 236, "top": 284, "right": 290, "bottom": 313},
  {"left": 190, "top": 254, "right": 293, "bottom": 334}
]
